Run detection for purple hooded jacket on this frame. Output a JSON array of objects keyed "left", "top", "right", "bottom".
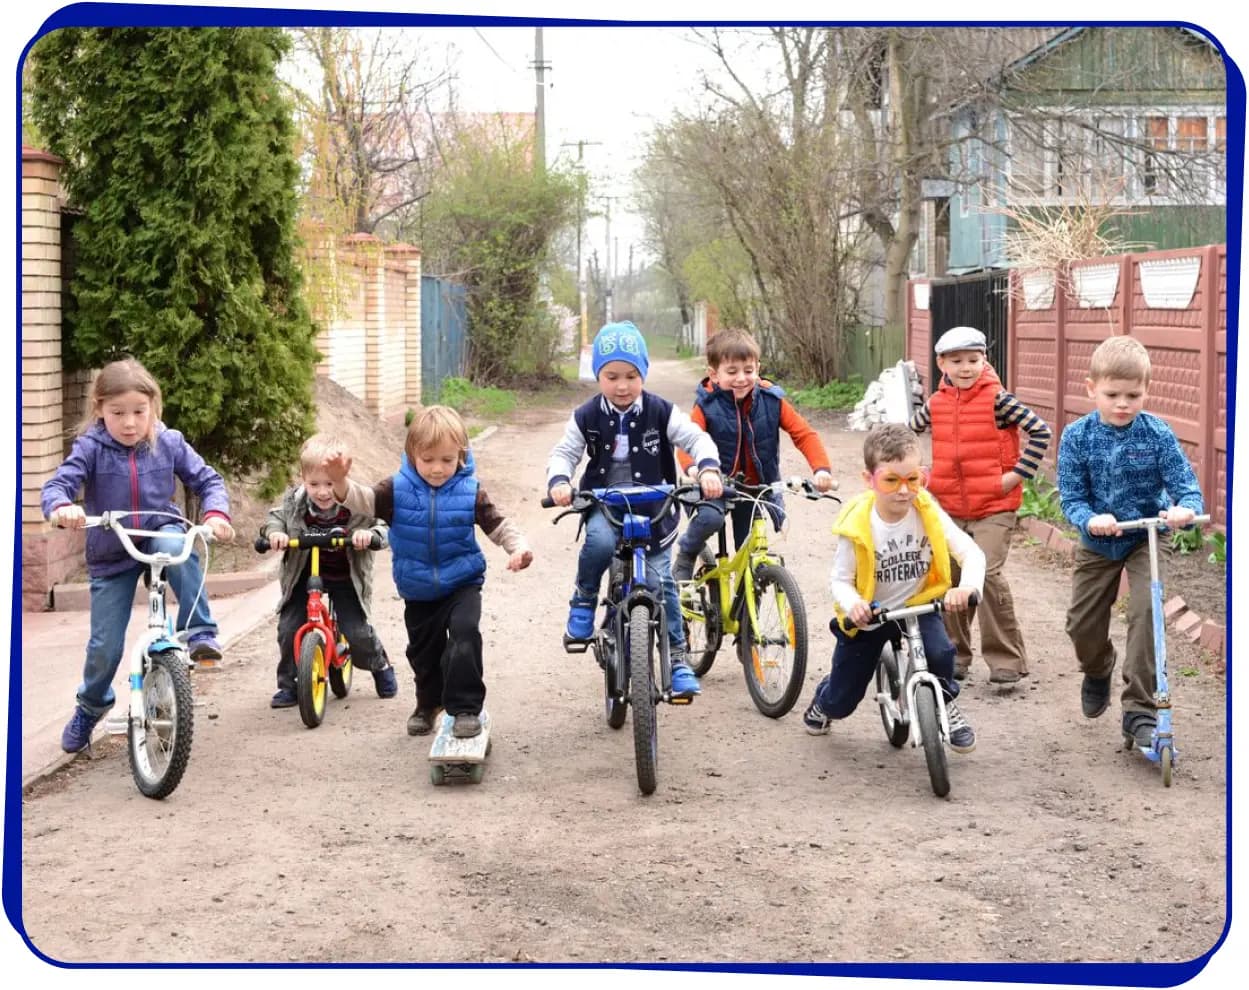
[{"left": 41, "top": 421, "right": 231, "bottom": 578}]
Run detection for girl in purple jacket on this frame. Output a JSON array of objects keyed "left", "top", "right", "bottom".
[{"left": 41, "top": 359, "right": 236, "bottom": 753}]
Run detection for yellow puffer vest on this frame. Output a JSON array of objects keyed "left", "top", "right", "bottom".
[{"left": 831, "top": 489, "right": 951, "bottom": 637}]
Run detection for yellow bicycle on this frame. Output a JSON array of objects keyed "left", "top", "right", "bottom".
[{"left": 680, "top": 478, "right": 840, "bottom": 717}]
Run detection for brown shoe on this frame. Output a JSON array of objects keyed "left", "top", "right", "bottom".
[
  {"left": 452, "top": 713, "right": 482, "bottom": 738},
  {"left": 989, "top": 668, "right": 1022, "bottom": 684},
  {"left": 407, "top": 708, "right": 439, "bottom": 736}
]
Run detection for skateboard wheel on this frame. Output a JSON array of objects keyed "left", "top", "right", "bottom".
[
  {"left": 469, "top": 764, "right": 485, "bottom": 784},
  {"left": 430, "top": 764, "right": 446, "bottom": 786}
]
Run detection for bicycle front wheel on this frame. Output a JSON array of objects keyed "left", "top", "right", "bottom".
[
  {"left": 628, "top": 604, "right": 659, "bottom": 795},
  {"left": 740, "top": 563, "right": 808, "bottom": 718},
  {"left": 877, "top": 642, "right": 910, "bottom": 748},
  {"left": 683, "top": 547, "right": 722, "bottom": 677},
  {"left": 128, "top": 649, "right": 194, "bottom": 799},
  {"left": 297, "top": 632, "right": 329, "bottom": 728},
  {"left": 915, "top": 683, "right": 950, "bottom": 798}
]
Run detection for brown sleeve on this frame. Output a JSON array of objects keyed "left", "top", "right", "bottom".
[
  {"left": 372, "top": 477, "right": 395, "bottom": 524},
  {"left": 476, "top": 486, "right": 529, "bottom": 555}
]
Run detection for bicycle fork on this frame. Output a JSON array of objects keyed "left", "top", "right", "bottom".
[{"left": 900, "top": 624, "right": 950, "bottom": 748}]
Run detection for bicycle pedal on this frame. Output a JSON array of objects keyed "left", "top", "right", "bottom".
[
  {"left": 562, "top": 634, "right": 592, "bottom": 654},
  {"left": 668, "top": 696, "right": 693, "bottom": 705}
]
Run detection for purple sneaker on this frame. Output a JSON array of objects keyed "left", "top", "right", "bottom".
[
  {"left": 61, "top": 706, "right": 102, "bottom": 753},
  {"left": 188, "top": 634, "right": 223, "bottom": 669}
]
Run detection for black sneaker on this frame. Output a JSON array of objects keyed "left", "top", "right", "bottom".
[
  {"left": 946, "top": 700, "right": 976, "bottom": 754},
  {"left": 270, "top": 688, "right": 297, "bottom": 709},
  {"left": 407, "top": 708, "right": 438, "bottom": 736},
  {"left": 1123, "top": 710, "right": 1157, "bottom": 749},
  {"left": 452, "top": 713, "right": 482, "bottom": 738},
  {"left": 1081, "top": 673, "right": 1112, "bottom": 719},
  {"left": 802, "top": 698, "right": 831, "bottom": 735}
]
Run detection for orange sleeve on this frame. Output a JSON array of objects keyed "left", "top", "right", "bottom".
[
  {"left": 780, "top": 399, "right": 831, "bottom": 473},
  {"left": 676, "top": 404, "right": 707, "bottom": 474}
]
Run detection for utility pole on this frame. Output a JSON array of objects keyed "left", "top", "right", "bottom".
[
  {"left": 531, "top": 29, "right": 550, "bottom": 174},
  {"left": 560, "top": 140, "right": 601, "bottom": 348},
  {"left": 604, "top": 197, "right": 613, "bottom": 324}
]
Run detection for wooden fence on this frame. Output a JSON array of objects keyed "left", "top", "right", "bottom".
[{"left": 907, "top": 244, "right": 1229, "bottom": 528}]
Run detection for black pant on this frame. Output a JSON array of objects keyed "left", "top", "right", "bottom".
[
  {"left": 403, "top": 585, "right": 484, "bottom": 716},
  {"left": 277, "top": 573, "right": 385, "bottom": 691}
]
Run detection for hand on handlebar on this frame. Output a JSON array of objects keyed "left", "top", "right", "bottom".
[
  {"left": 549, "top": 482, "right": 573, "bottom": 507},
  {"left": 1161, "top": 505, "right": 1197, "bottom": 530},
  {"left": 942, "top": 587, "right": 977, "bottom": 614},
  {"left": 1087, "top": 513, "right": 1121, "bottom": 537},
  {"left": 847, "top": 598, "right": 876, "bottom": 629},
  {"left": 813, "top": 471, "right": 836, "bottom": 494},
  {"left": 267, "top": 531, "right": 291, "bottom": 551},
  {"left": 50, "top": 505, "right": 87, "bottom": 529},
  {"left": 698, "top": 469, "right": 724, "bottom": 500},
  {"left": 351, "top": 529, "right": 376, "bottom": 550}
]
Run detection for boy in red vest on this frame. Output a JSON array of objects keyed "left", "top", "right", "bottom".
[{"left": 909, "top": 326, "right": 1052, "bottom": 685}]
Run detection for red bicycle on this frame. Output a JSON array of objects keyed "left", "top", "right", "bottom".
[{"left": 255, "top": 529, "right": 382, "bottom": 728}]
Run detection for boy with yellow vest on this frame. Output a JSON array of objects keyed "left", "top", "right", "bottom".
[
  {"left": 909, "top": 326, "right": 1051, "bottom": 685},
  {"left": 801, "top": 424, "right": 984, "bottom": 752}
]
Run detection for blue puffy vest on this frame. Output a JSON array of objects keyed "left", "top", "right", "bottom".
[
  {"left": 696, "top": 379, "right": 784, "bottom": 482},
  {"left": 573, "top": 393, "right": 679, "bottom": 549},
  {"left": 388, "top": 455, "right": 486, "bottom": 601}
]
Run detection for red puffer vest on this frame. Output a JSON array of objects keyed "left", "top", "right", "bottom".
[{"left": 927, "top": 364, "right": 1022, "bottom": 519}]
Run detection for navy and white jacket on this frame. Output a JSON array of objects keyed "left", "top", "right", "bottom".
[{"left": 546, "top": 392, "right": 719, "bottom": 549}]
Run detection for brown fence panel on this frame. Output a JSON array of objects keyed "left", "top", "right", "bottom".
[{"left": 905, "top": 279, "right": 933, "bottom": 390}]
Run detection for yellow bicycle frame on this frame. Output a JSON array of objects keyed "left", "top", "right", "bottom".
[{"left": 682, "top": 507, "right": 783, "bottom": 642}]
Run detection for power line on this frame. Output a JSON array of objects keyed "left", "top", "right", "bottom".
[{"left": 471, "top": 27, "right": 524, "bottom": 76}]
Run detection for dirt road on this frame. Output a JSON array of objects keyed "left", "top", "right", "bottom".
[{"left": 19, "top": 358, "right": 1228, "bottom": 967}]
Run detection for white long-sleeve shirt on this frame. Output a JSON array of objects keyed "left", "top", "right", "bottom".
[{"left": 830, "top": 500, "right": 985, "bottom": 615}]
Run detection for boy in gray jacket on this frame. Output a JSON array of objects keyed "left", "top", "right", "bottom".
[{"left": 261, "top": 434, "right": 397, "bottom": 708}]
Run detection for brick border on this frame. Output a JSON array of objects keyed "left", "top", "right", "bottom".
[{"left": 1017, "top": 516, "right": 1225, "bottom": 662}]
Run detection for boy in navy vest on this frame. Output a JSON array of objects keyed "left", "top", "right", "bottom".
[
  {"left": 672, "top": 327, "right": 834, "bottom": 583},
  {"left": 547, "top": 321, "right": 723, "bottom": 698},
  {"left": 327, "top": 406, "right": 533, "bottom": 739}
]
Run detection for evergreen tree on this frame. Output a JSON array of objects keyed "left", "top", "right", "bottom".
[{"left": 28, "top": 27, "right": 317, "bottom": 493}]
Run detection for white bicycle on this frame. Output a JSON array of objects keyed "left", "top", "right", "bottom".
[{"left": 75, "top": 511, "right": 215, "bottom": 798}]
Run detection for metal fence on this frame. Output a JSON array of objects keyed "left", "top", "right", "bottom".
[{"left": 420, "top": 276, "right": 468, "bottom": 401}]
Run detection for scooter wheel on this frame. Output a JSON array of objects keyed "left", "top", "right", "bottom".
[{"left": 1161, "top": 745, "right": 1173, "bottom": 788}]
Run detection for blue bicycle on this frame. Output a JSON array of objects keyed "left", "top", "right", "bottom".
[{"left": 544, "top": 482, "right": 701, "bottom": 795}]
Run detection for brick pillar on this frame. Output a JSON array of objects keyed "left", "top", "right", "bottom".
[
  {"left": 21, "top": 146, "right": 81, "bottom": 610},
  {"left": 344, "top": 233, "right": 383, "bottom": 416},
  {"left": 385, "top": 242, "right": 422, "bottom": 419},
  {"left": 300, "top": 220, "right": 337, "bottom": 376}
]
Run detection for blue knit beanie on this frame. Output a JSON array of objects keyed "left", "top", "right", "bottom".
[{"left": 591, "top": 321, "right": 649, "bottom": 380}]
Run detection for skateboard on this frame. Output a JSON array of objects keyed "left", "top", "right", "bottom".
[{"left": 428, "top": 709, "right": 492, "bottom": 785}]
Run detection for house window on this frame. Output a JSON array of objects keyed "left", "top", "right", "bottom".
[{"left": 1143, "top": 115, "right": 1170, "bottom": 196}]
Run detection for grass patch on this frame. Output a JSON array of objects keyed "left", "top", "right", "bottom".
[
  {"left": 790, "top": 376, "right": 866, "bottom": 411},
  {"left": 438, "top": 377, "right": 517, "bottom": 418},
  {"left": 1018, "top": 475, "right": 1066, "bottom": 527}
]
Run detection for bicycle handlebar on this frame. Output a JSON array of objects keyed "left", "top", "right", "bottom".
[
  {"left": 542, "top": 483, "right": 702, "bottom": 526},
  {"left": 69, "top": 511, "right": 214, "bottom": 568},
  {"left": 254, "top": 530, "right": 385, "bottom": 553},
  {"left": 839, "top": 591, "right": 982, "bottom": 633},
  {"left": 1116, "top": 513, "right": 1212, "bottom": 532}
]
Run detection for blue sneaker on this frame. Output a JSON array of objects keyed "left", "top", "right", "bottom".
[
  {"left": 270, "top": 688, "right": 297, "bottom": 709},
  {"left": 802, "top": 698, "right": 831, "bottom": 735},
  {"left": 61, "top": 706, "right": 101, "bottom": 753},
  {"left": 566, "top": 594, "right": 597, "bottom": 640},
  {"left": 669, "top": 661, "right": 701, "bottom": 698},
  {"left": 189, "top": 634, "right": 223, "bottom": 670},
  {"left": 373, "top": 663, "right": 398, "bottom": 699}
]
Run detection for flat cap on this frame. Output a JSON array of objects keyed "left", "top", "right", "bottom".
[{"left": 934, "top": 325, "right": 987, "bottom": 355}]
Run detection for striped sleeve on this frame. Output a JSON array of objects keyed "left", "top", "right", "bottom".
[
  {"left": 995, "top": 391, "right": 1052, "bottom": 480},
  {"left": 908, "top": 399, "right": 932, "bottom": 434}
]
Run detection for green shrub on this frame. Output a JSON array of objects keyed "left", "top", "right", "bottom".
[
  {"left": 1018, "top": 475, "right": 1066, "bottom": 526},
  {"left": 1207, "top": 530, "right": 1226, "bottom": 565},
  {"left": 1170, "top": 525, "right": 1204, "bottom": 555},
  {"left": 439, "top": 377, "right": 516, "bottom": 418},
  {"left": 790, "top": 375, "right": 866, "bottom": 410}
]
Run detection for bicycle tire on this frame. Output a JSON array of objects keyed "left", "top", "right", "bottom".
[
  {"left": 128, "top": 649, "right": 194, "bottom": 799},
  {"left": 915, "top": 683, "right": 950, "bottom": 798},
  {"left": 628, "top": 604, "right": 659, "bottom": 795},
  {"left": 328, "top": 635, "right": 353, "bottom": 699},
  {"left": 876, "top": 642, "right": 910, "bottom": 748},
  {"left": 740, "top": 563, "right": 808, "bottom": 718},
  {"left": 297, "top": 632, "right": 328, "bottom": 729},
  {"left": 683, "top": 547, "right": 722, "bottom": 677}
]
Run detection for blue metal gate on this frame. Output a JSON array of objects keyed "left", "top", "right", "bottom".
[{"left": 420, "top": 276, "right": 468, "bottom": 401}]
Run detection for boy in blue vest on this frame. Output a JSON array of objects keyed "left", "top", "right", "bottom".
[
  {"left": 327, "top": 406, "right": 533, "bottom": 738},
  {"left": 547, "top": 321, "right": 724, "bottom": 698},
  {"left": 1057, "top": 335, "right": 1202, "bottom": 749},
  {"left": 801, "top": 424, "right": 982, "bottom": 752},
  {"left": 672, "top": 327, "right": 834, "bottom": 583}
]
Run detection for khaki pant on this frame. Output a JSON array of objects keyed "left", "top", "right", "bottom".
[
  {"left": 946, "top": 511, "right": 1028, "bottom": 676},
  {"left": 1065, "top": 540, "right": 1162, "bottom": 714}
]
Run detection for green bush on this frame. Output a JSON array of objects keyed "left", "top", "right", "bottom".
[
  {"left": 790, "top": 376, "right": 866, "bottom": 410},
  {"left": 1018, "top": 475, "right": 1066, "bottom": 526},
  {"left": 1170, "top": 525, "right": 1204, "bottom": 555},
  {"left": 1207, "top": 530, "right": 1226, "bottom": 565}
]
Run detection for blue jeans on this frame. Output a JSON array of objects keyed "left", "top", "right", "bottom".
[
  {"left": 677, "top": 496, "right": 785, "bottom": 559},
  {"left": 78, "top": 526, "right": 217, "bottom": 716},
  {"left": 813, "top": 612, "right": 959, "bottom": 719},
  {"left": 573, "top": 510, "right": 686, "bottom": 653}
]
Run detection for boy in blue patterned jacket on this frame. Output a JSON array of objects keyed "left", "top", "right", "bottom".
[
  {"left": 1057, "top": 336, "right": 1203, "bottom": 748},
  {"left": 547, "top": 321, "right": 724, "bottom": 699}
]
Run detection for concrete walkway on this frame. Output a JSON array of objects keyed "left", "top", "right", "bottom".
[{"left": 17, "top": 566, "right": 281, "bottom": 788}]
